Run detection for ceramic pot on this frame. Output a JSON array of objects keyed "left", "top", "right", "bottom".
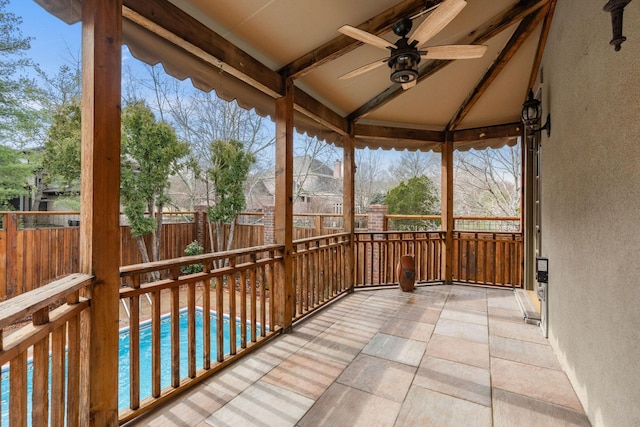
[{"left": 397, "top": 255, "right": 415, "bottom": 292}]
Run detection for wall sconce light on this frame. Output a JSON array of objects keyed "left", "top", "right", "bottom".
[
  {"left": 604, "top": 0, "right": 632, "bottom": 51},
  {"left": 521, "top": 89, "right": 551, "bottom": 138}
]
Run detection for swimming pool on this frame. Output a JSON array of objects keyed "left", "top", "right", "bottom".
[{"left": 1, "top": 309, "right": 256, "bottom": 423}]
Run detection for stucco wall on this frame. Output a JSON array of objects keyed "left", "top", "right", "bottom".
[{"left": 540, "top": 2, "right": 640, "bottom": 426}]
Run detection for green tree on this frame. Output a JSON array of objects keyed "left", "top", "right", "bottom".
[
  {"left": 207, "top": 139, "right": 255, "bottom": 262},
  {"left": 43, "top": 101, "right": 81, "bottom": 188},
  {"left": 32, "top": 65, "right": 83, "bottom": 210},
  {"left": 0, "top": 145, "right": 31, "bottom": 209},
  {"left": 0, "top": 0, "right": 40, "bottom": 145},
  {"left": 385, "top": 175, "right": 439, "bottom": 230},
  {"left": 121, "top": 101, "right": 190, "bottom": 268}
]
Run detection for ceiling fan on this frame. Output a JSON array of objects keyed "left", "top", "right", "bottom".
[{"left": 338, "top": 0, "right": 487, "bottom": 89}]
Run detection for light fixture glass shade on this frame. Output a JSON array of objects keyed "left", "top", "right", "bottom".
[{"left": 521, "top": 89, "right": 542, "bottom": 127}]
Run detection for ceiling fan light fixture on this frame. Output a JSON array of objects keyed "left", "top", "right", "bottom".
[{"left": 389, "top": 50, "right": 420, "bottom": 83}]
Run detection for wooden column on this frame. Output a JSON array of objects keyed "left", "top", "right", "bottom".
[
  {"left": 441, "top": 136, "right": 454, "bottom": 284},
  {"left": 274, "top": 79, "right": 294, "bottom": 331},
  {"left": 343, "top": 134, "right": 355, "bottom": 292},
  {"left": 80, "top": 0, "right": 122, "bottom": 425}
]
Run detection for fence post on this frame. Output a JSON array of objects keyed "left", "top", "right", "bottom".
[
  {"left": 314, "top": 215, "right": 323, "bottom": 236},
  {"left": 3, "top": 213, "right": 18, "bottom": 298},
  {"left": 368, "top": 205, "right": 387, "bottom": 285}
]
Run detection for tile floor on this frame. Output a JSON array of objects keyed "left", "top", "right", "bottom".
[{"left": 127, "top": 284, "right": 591, "bottom": 427}]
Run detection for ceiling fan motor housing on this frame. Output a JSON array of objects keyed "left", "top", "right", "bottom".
[{"left": 389, "top": 37, "right": 421, "bottom": 83}]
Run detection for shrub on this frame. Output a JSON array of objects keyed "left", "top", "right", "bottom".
[{"left": 181, "top": 240, "right": 204, "bottom": 274}]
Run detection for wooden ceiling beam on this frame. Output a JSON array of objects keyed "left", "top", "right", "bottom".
[
  {"left": 348, "top": 0, "right": 550, "bottom": 122},
  {"left": 452, "top": 122, "right": 523, "bottom": 142},
  {"left": 123, "top": 0, "right": 284, "bottom": 98},
  {"left": 293, "top": 88, "right": 348, "bottom": 135},
  {"left": 446, "top": 7, "right": 548, "bottom": 131},
  {"left": 353, "top": 123, "right": 445, "bottom": 143},
  {"left": 527, "top": 0, "right": 557, "bottom": 94},
  {"left": 278, "top": 0, "right": 440, "bottom": 79},
  {"left": 123, "top": 0, "right": 349, "bottom": 135}
]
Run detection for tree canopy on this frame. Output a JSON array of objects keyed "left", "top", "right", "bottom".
[
  {"left": 121, "top": 100, "right": 189, "bottom": 264},
  {"left": 0, "top": 145, "right": 32, "bottom": 209},
  {"left": 0, "top": 0, "right": 40, "bottom": 145},
  {"left": 207, "top": 139, "right": 255, "bottom": 255},
  {"left": 385, "top": 175, "right": 439, "bottom": 230},
  {"left": 43, "top": 101, "right": 81, "bottom": 191}
]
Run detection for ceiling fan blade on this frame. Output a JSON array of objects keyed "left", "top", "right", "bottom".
[
  {"left": 339, "top": 59, "right": 388, "bottom": 80},
  {"left": 420, "top": 44, "right": 487, "bottom": 59},
  {"left": 338, "top": 25, "right": 396, "bottom": 51},
  {"left": 401, "top": 80, "right": 417, "bottom": 90},
  {"left": 409, "top": 0, "right": 467, "bottom": 46}
]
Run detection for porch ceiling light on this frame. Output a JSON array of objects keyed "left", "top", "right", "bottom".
[
  {"left": 389, "top": 48, "right": 420, "bottom": 84},
  {"left": 521, "top": 89, "right": 551, "bottom": 138}
]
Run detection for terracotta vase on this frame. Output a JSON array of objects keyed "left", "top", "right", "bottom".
[{"left": 397, "top": 255, "right": 415, "bottom": 292}]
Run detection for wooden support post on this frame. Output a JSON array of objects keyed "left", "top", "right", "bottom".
[
  {"left": 274, "top": 78, "right": 294, "bottom": 331},
  {"left": 80, "top": 0, "right": 122, "bottom": 425},
  {"left": 343, "top": 134, "right": 355, "bottom": 292},
  {"left": 441, "top": 136, "right": 454, "bottom": 284}
]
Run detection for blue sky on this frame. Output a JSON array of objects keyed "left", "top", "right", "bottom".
[{"left": 7, "top": 1, "right": 82, "bottom": 75}]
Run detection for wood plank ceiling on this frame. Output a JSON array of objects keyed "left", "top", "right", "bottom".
[{"left": 37, "top": 0, "right": 556, "bottom": 152}]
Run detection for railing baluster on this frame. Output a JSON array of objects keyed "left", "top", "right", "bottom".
[
  {"left": 152, "top": 290, "right": 161, "bottom": 397},
  {"left": 215, "top": 275, "right": 224, "bottom": 362},
  {"left": 170, "top": 268, "right": 180, "bottom": 388},
  {"left": 229, "top": 259, "right": 237, "bottom": 355},
  {"left": 260, "top": 264, "right": 267, "bottom": 337},
  {"left": 51, "top": 324, "right": 66, "bottom": 426},
  {"left": 32, "top": 308, "right": 49, "bottom": 426},
  {"left": 10, "top": 352, "right": 27, "bottom": 427},
  {"left": 203, "top": 261, "right": 212, "bottom": 370},
  {"left": 66, "top": 309, "right": 81, "bottom": 426},
  {"left": 129, "top": 275, "right": 140, "bottom": 409},
  {"left": 250, "top": 255, "right": 257, "bottom": 343},
  {"left": 240, "top": 269, "right": 247, "bottom": 349},
  {"left": 188, "top": 277, "right": 196, "bottom": 378}
]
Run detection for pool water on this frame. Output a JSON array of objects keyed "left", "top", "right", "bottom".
[
  {"left": 118, "top": 309, "right": 255, "bottom": 408},
  {"left": 1, "top": 309, "right": 257, "bottom": 423}
]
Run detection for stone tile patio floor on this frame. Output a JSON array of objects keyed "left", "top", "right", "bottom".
[{"left": 127, "top": 284, "right": 591, "bottom": 427}]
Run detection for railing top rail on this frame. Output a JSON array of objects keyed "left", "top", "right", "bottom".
[
  {"left": 454, "top": 216, "right": 520, "bottom": 221},
  {"left": 355, "top": 230, "right": 445, "bottom": 235},
  {"left": 293, "top": 213, "right": 344, "bottom": 218},
  {"left": 0, "top": 211, "right": 80, "bottom": 216},
  {"left": 385, "top": 214, "right": 441, "bottom": 220},
  {"left": 119, "top": 243, "right": 284, "bottom": 277},
  {"left": 0, "top": 273, "right": 93, "bottom": 329},
  {"left": 293, "top": 231, "right": 351, "bottom": 245}
]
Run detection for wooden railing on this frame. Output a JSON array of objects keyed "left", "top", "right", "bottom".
[
  {"left": 354, "top": 231, "right": 445, "bottom": 287},
  {"left": 117, "top": 245, "right": 282, "bottom": 423},
  {"left": 0, "top": 273, "right": 93, "bottom": 426},
  {"left": 292, "top": 233, "right": 351, "bottom": 320},
  {"left": 453, "top": 231, "right": 523, "bottom": 287},
  {"left": 0, "top": 219, "right": 524, "bottom": 425}
]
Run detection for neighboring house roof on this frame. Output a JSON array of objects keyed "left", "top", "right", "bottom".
[{"left": 247, "top": 156, "right": 343, "bottom": 211}]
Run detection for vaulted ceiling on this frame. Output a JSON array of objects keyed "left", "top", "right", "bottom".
[{"left": 37, "top": 0, "right": 556, "bottom": 151}]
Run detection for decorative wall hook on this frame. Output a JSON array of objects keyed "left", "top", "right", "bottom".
[{"left": 604, "top": 0, "right": 632, "bottom": 51}]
